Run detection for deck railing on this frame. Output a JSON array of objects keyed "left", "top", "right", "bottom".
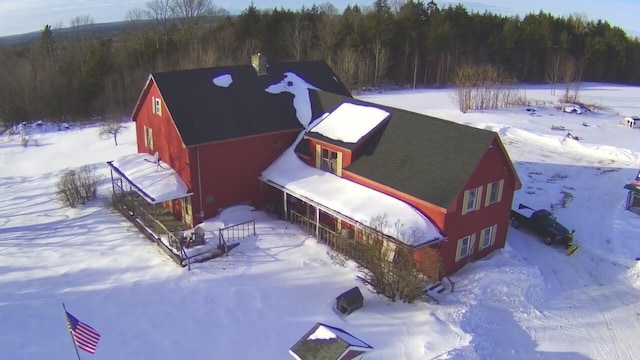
[
  {"left": 290, "top": 211, "right": 358, "bottom": 258},
  {"left": 111, "top": 180, "right": 190, "bottom": 268},
  {"left": 218, "top": 219, "right": 256, "bottom": 255}
]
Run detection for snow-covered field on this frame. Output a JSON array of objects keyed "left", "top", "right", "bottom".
[{"left": 2, "top": 83, "right": 640, "bottom": 359}]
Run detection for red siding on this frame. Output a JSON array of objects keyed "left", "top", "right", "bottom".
[
  {"left": 134, "top": 81, "right": 192, "bottom": 190},
  {"left": 189, "top": 130, "right": 299, "bottom": 221},
  {"left": 439, "top": 137, "right": 518, "bottom": 275},
  {"left": 304, "top": 133, "right": 518, "bottom": 279}
]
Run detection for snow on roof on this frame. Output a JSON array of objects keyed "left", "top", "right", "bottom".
[
  {"left": 309, "top": 103, "right": 390, "bottom": 143},
  {"left": 212, "top": 74, "right": 233, "bottom": 87},
  {"left": 108, "top": 153, "right": 190, "bottom": 204},
  {"left": 312, "top": 324, "right": 372, "bottom": 349},
  {"left": 265, "top": 72, "right": 319, "bottom": 128},
  {"left": 308, "top": 325, "right": 337, "bottom": 340},
  {"left": 261, "top": 134, "right": 442, "bottom": 246}
]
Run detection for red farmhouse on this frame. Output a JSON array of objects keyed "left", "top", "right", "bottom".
[{"left": 110, "top": 58, "right": 520, "bottom": 278}]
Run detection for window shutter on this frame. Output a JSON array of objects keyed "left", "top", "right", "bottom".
[
  {"left": 149, "top": 128, "right": 153, "bottom": 150},
  {"left": 475, "top": 186, "right": 483, "bottom": 211},
  {"left": 497, "top": 179, "right": 504, "bottom": 202},
  {"left": 315, "top": 145, "right": 321, "bottom": 168},
  {"left": 491, "top": 224, "right": 497, "bottom": 246},
  {"left": 455, "top": 238, "right": 463, "bottom": 262},
  {"left": 485, "top": 184, "right": 492, "bottom": 207},
  {"left": 151, "top": 97, "right": 155, "bottom": 114},
  {"left": 462, "top": 190, "right": 469, "bottom": 215},
  {"left": 470, "top": 233, "right": 476, "bottom": 256},
  {"left": 336, "top": 151, "right": 343, "bottom": 176},
  {"left": 478, "top": 228, "right": 486, "bottom": 250}
]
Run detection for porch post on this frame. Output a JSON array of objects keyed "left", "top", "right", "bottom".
[
  {"left": 109, "top": 168, "right": 115, "bottom": 195},
  {"left": 283, "top": 191, "right": 288, "bottom": 221},
  {"left": 315, "top": 206, "right": 320, "bottom": 240}
]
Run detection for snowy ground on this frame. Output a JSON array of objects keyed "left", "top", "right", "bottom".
[{"left": 2, "top": 83, "right": 640, "bottom": 359}]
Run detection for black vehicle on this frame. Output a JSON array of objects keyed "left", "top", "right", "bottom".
[{"left": 510, "top": 203, "right": 579, "bottom": 255}]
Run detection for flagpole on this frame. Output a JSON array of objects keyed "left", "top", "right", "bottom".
[{"left": 63, "top": 303, "right": 82, "bottom": 360}]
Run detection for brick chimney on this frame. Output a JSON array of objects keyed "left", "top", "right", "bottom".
[{"left": 251, "top": 53, "right": 267, "bottom": 75}]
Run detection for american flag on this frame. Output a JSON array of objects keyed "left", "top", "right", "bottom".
[{"left": 65, "top": 310, "right": 101, "bottom": 354}]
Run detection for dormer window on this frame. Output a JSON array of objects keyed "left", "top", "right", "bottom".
[
  {"left": 315, "top": 145, "right": 342, "bottom": 176},
  {"left": 321, "top": 148, "right": 338, "bottom": 173},
  {"left": 152, "top": 97, "right": 162, "bottom": 116}
]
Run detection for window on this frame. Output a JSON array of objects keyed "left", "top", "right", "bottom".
[
  {"left": 152, "top": 96, "right": 162, "bottom": 116},
  {"left": 485, "top": 179, "right": 504, "bottom": 206},
  {"left": 479, "top": 225, "right": 497, "bottom": 250},
  {"left": 462, "top": 186, "right": 483, "bottom": 215},
  {"left": 321, "top": 148, "right": 338, "bottom": 173},
  {"left": 144, "top": 126, "right": 153, "bottom": 150},
  {"left": 456, "top": 234, "right": 475, "bottom": 262},
  {"left": 315, "top": 145, "right": 342, "bottom": 176}
]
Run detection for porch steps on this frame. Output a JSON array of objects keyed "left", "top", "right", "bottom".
[
  {"left": 423, "top": 282, "right": 448, "bottom": 304},
  {"left": 182, "top": 243, "right": 241, "bottom": 266}
]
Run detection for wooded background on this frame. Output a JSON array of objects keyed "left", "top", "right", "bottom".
[{"left": 1, "top": 0, "right": 638, "bottom": 125}]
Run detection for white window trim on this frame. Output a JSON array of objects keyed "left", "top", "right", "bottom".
[
  {"left": 462, "top": 186, "right": 483, "bottom": 215},
  {"left": 144, "top": 125, "right": 153, "bottom": 150},
  {"left": 315, "top": 145, "right": 343, "bottom": 176},
  {"left": 479, "top": 225, "right": 497, "bottom": 250},
  {"left": 152, "top": 97, "right": 162, "bottom": 116},
  {"left": 456, "top": 234, "right": 475, "bottom": 262},
  {"left": 485, "top": 179, "right": 504, "bottom": 206}
]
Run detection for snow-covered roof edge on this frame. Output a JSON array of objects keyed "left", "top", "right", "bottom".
[{"left": 107, "top": 153, "right": 192, "bottom": 204}]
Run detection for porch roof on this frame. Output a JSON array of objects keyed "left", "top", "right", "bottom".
[
  {"left": 261, "top": 135, "right": 443, "bottom": 247},
  {"left": 107, "top": 153, "right": 191, "bottom": 204}
]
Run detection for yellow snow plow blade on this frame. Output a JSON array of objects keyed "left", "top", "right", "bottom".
[{"left": 566, "top": 242, "right": 580, "bottom": 256}]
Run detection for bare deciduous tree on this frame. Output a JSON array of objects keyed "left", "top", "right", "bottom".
[
  {"left": 335, "top": 48, "right": 359, "bottom": 93},
  {"left": 352, "top": 214, "right": 434, "bottom": 303},
  {"left": 561, "top": 54, "right": 577, "bottom": 102},
  {"left": 99, "top": 120, "right": 126, "bottom": 145},
  {"left": 287, "top": 14, "right": 312, "bottom": 61},
  {"left": 371, "top": 35, "right": 391, "bottom": 88},
  {"left": 453, "top": 64, "right": 522, "bottom": 113},
  {"left": 315, "top": 6, "right": 339, "bottom": 65},
  {"left": 70, "top": 15, "right": 95, "bottom": 76},
  {"left": 546, "top": 51, "right": 562, "bottom": 95}
]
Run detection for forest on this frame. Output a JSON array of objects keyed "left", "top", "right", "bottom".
[{"left": 0, "top": 0, "right": 639, "bottom": 125}]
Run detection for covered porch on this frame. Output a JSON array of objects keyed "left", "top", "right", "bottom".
[
  {"left": 107, "top": 153, "right": 197, "bottom": 263},
  {"left": 261, "top": 179, "right": 444, "bottom": 278}
]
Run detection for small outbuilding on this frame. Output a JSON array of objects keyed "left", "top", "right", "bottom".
[
  {"left": 336, "top": 286, "right": 363, "bottom": 315},
  {"left": 289, "top": 322, "right": 373, "bottom": 360},
  {"left": 623, "top": 116, "right": 640, "bottom": 129}
]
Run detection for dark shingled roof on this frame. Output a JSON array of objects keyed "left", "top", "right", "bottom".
[
  {"left": 149, "top": 61, "right": 350, "bottom": 147},
  {"left": 289, "top": 323, "right": 372, "bottom": 360},
  {"left": 307, "top": 90, "right": 499, "bottom": 210}
]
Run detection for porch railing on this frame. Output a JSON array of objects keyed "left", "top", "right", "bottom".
[
  {"left": 290, "top": 211, "right": 358, "bottom": 258},
  {"left": 218, "top": 219, "right": 256, "bottom": 255},
  {"left": 111, "top": 180, "right": 190, "bottom": 269}
]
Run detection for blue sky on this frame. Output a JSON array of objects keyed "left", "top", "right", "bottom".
[{"left": 0, "top": 0, "right": 638, "bottom": 37}]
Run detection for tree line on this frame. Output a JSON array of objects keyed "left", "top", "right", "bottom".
[{"left": 1, "top": 0, "right": 639, "bottom": 126}]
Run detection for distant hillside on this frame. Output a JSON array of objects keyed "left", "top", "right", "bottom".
[{"left": 0, "top": 20, "right": 153, "bottom": 45}]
